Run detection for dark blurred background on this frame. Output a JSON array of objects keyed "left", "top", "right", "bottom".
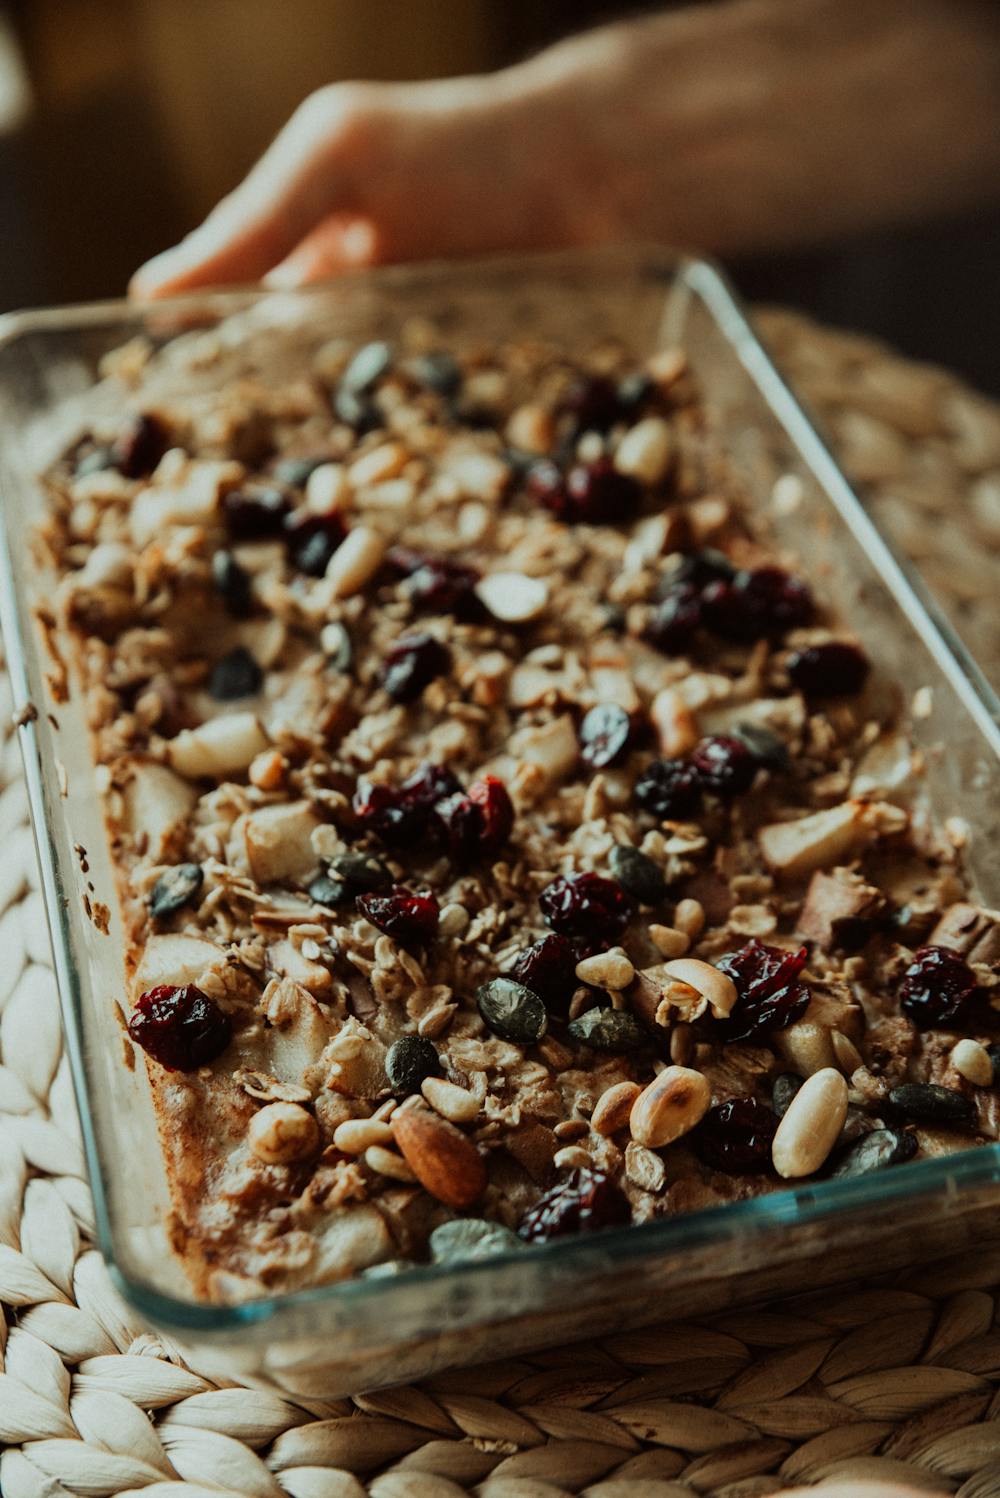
[{"left": 1, "top": 0, "right": 997, "bottom": 391}]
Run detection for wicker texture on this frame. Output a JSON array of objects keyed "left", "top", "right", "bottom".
[{"left": 2, "top": 309, "right": 1000, "bottom": 1497}]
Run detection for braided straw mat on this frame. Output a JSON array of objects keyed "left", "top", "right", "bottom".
[{"left": 3, "top": 308, "right": 1000, "bottom": 1498}]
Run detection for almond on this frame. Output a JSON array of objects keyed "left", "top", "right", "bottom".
[{"left": 391, "top": 1105, "right": 487, "bottom": 1209}]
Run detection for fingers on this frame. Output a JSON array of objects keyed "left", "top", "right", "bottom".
[
  {"left": 263, "top": 215, "right": 378, "bottom": 289},
  {"left": 130, "top": 86, "right": 373, "bottom": 298}
]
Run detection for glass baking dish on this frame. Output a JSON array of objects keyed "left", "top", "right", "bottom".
[{"left": 2, "top": 246, "right": 1000, "bottom": 1396}]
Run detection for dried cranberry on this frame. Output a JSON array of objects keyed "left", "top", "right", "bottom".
[
  {"left": 898, "top": 945, "right": 978, "bottom": 1030},
  {"left": 353, "top": 762, "right": 462, "bottom": 848},
  {"left": 715, "top": 940, "right": 810, "bottom": 1043},
  {"left": 646, "top": 584, "right": 703, "bottom": 654},
  {"left": 695, "top": 1097, "right": 779, "bottom": 1174},
  {"left": 633, "top": 758, "right": 702, "bottom": 820},
  {"left": 527, "top": 459, "right": 571, "bottom": 520},
  {"left": 560, "top": 375, "right": 623, "bottom": 433},
  {"left": 357, "top": 886, "right": 439, "bottom": 945},
  {"left": 381, "top": 633, "right": 451, "bottom": 703},
  {"left": 223, "top": 485, "right": 291, "bottom": 540},
  {"left": 663, "top": 549, "right": 736, "bottom": 593},
  {"left": 539, "top": 872, "right": 634, "bottom": 951},
  {"left": 518, "top": 1167, "right": 630, "bottom": 1243},
  {"left": 702, "top": 567, "right": 813, "bottom": 641},
  {"left": 691, "top": 735, "right": 758, "bottom": 798},
  {"left": 436, "top": 775, "right": 514, "bottom": 863},
  {"left": 388, "top": 547, "right": 482, "bottom": 619},
  {"left": 511, "top": 934, "right": 578, "bottom": 1014},
  {"left": 579, "top": 703, "right": 634, "bottom": 769},
  {"left": 284, "top": 510, "right": 347, "bottom": 576},
  {"left": 128, "top": 984, "right": 232, "bottom": 1072},
  {"left": 787, "top": 641, "right": 870, "bottom": 697},
  {"left": 111, "top": 413, "right": 169, "bottom": 478},
  {"left": 565, "top": 459, "right": 642, "bottom": 525}
]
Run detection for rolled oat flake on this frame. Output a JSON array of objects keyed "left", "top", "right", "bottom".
[
  {"left": 149, "top": 862, "right": 203, "bottom": 920},
  {"left": 568, "top": 1006, "right": 646, "bottom": 1052},
  {"left": 477, "top": 977, "right": 548, "bottom": 1044}
]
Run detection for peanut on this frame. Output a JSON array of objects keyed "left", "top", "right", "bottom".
[
  {"left": 629, "top": 1066, "right": 711, "bottom": 1148},
  {"left": 591, "top": 1080, "right": 642, "bottom": 1137},
  {"left": 771, "top": 1068, "right": 848, "bottom": 1179}
]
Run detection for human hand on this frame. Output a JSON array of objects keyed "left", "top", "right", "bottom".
[{"left": 131, "top": 0, "right": 1000, "bottom": 299}]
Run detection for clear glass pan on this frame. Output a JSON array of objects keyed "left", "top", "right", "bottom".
[{"left": 1, "top": 247, "right": 1000, "bottom": 1395}]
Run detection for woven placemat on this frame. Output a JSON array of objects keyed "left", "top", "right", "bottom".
[{"left": 2, "top": 308, "right": 1000, "bottom": 1498}]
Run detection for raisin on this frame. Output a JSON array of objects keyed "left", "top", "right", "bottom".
[
  {"left": 357, "top": 886, "right": 439, "bottom": 945},
  {"left": 510, "top": 935, "right": 579, "bottom": 1014},
  {"left": 695, "top": 1097, "right": 779, "bottom": 1173},
  {"left": 128, "top": 984, "right": 232, "bottom": 1071},
  {"left": 579, "top": 703, "right": 634, "bottom": 769},
  {"left": 111, "top": 413, "right": 169, "bottom": 478},
  {"left": 381, "top": 633, "right": 451, "bottom": 703},
  {"left": 149, "top": 863, "right": 203, "bottom": 920},
  {"left": 477, "top": 978, "right": 548, "bottom": 1044},
  {"left": 284, "top": 509, "right": 347, "bottom": 576},
  {"left": 385, "top": 1035, "right": 440, "bottom": 1096},
  {"left": 898, "top": 945, "right": 978, "bottom": 1031},
  {"left": 608, "top": 845, "right": 667, "bottom": 905},
  {"left": 539, "top": 872, "right": 635, "bottom": 951},
  {"left": 209, "top": 646, "right": 263, "bottom": 701},
  {"left": 691, "top": 735, "right": 758, "bottom": 798},
  {"left": 435, "top": 775, "right": 514, "bottom": 864},
  {"left": 518, "top": 1167, "right": 630, "bottom": 1243},
  {"left": 223, "top": 484, "right": 290, "bottom": 540},
  {"left": 787, "top": 641, "right": 870, "bottom": 696},
  {"left": 393, "top": 552, "right": 482, "bottom": 619},
  {"left": 353, "top": 763, "right": 462, "bottom": 847},
  {"left": 633, "top": 758, "right": 702, "bottom": 820},
  {"left": 715, "top": 940, "right": 810, "bottom": 1043},
  {"left": 212, "top": 550, "right": 253, "bottom": 618}
]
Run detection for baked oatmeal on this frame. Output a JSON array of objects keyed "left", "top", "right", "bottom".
[{"left": 38, "top": 321, "right": 1000, "bottom": 1301}]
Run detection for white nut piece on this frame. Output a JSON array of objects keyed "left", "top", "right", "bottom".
[
  {"left": 758, "top": 802, "right": 867, "bottom": 877},
  {"left": 168, "top": 712, "right": 269, "bottom": 779},
  {"left": 614, "top": 416, "right": 673, "bottom": 487},
  {"left": 673, "top": 899, "right": 706, "bottom": 939},
  {"left": 591, "top": 1080, "right": 642, "bottom": 1137},
  {"left": 771, "top": 1067, "right": 848, "bottom": 1179},
  {"left": 660, "top": 958, "right": 738, "bottom": 1020},
  {"left": 648, "top": 924, "right": 689, "bottom": 959},
  {"left": 305, "top": 462, "right": 350, "bottom": 513},
  {"left": 248, "top": 1102, "right": 320, "bottom": 1165},
  {"left": 421, "top": 1076, "right": 481, "bottom": 1124},
  {"left": 651, "top": 687, "right": 700, "bottom": 758},
  {"left": 625, "top": 1140, "right": 667, "bottom": 1194},
  {"left": 475, "top": 571, "right": 549, "bottom": 623},
  {"left": 348, "top": 441, "right": 407, "bottom": 488},
  {"left": 553, "top": 1145, "right": 592, "bottom": 1171},
  {"left": 438, "top": 902, "right": 470, "bottom": 937},
  {"left": 332, "top": 1118, "right": 395, "bottom": 1154},
  {"left": 952, "top": 1038, "right": 993, "bottom": 1087},
  {"left": 365, "top": 1144, "right": 416, "bottom": 1182},
  {"left": 325, "top": 525, "right": 386, "bottom": 598},
  {"left": 575, "top": 948, "right": 635, "bottom": 992},
  {"left": 629, "top": 1065, "right": 711, "bottom": 1148}
]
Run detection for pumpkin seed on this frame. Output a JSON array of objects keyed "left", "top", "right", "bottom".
[
  {"left": 385, "top": 1035, "right": 441, "bottom": 1097},
  {"left": 830, "top": 1126, "right": 918, "bottom": 1178},
  {"left": 429, "top": 1219, "right": 523, "bottom": 1264},
  {"left": 477, "top": 977, "right": 548, "bottom": 1044},
  {"left": 568, "top": 1006, "right": 646, "bottom": 1052},
  {"left": 772, "top": 1072, "right": 804, "bottom": 1117},
  {"left": 888, "top": 1082, "right": 976, "bottom": 1126},
  {"left": 308, "top": 873, "right": 347, "bottom": 907},
  {"left": 149, "top": 862, "right": 203, "bottom": 920},
  {"left": 330, "top": 851, "right": 393, "bottom": 893},
  {"left": 609, "top": 844, "right": 667, "bottom": 905}
]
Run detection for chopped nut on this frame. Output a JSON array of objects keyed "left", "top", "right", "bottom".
[
  {"left": 348, "top": 441, "right": 407, "bottom": 488},
  {"left": 475, "top": 571, "right": 548, "bottom": 623},
  {"left": 660, "top": 958, "right": 738, "bottom": 1020},
  {"left": 651, "top": 688, "right": 699, "bottom": 758},
  {"left": 951, "top": 1038, "right": 993, "bottom": 1087},
  {"left": 797, "top": 869, "right": 884, "bottom": 948},
  {"left": 553, "top": 1145, "right": 592, "bottom": 1171},
  {"left": 247, "top": 1102, "right": 320, "bottom": 1165},
  {"left": 591, "top": 1080, "right": 642, "bottom": 1137},
  {"left": 629, "top": 1066, "right": 711, "bottom": 1148},
  {"left": 648, "top": 923, "right": 690, "bottom": 958},
  {"left": 506, "top": 403, "right": 553, "bottom": 454},
  {"left": 365, "top": 1144, "right": 417, "bottom": 1182},
  {"left": 772, "top": 1068, "right": 848, "bottom": 1178},
  {"left": 614, "top": 416, "right": 673, "bottom": 487},
  {"left": 575, "top": 948, "right": 635, "bottom": 992},
  {"left": 248, "top": 748, "right": 287, "bottom": 791},
  {"left": 421, "top": 1075, "right": 481, "bottom": 1124},
  {"left": 673, "top": 899, "right": 705, "bottom": 940},
  {"left": 325, "top": 524, "right": 386, "bottom": 598},
  {"left": 306, "top": 462, "right": 350, "bottom": 512},
  {"left": 625, "top": 1140, "right": 667, "bottom": 1194},
  {"left": 333, "top": 1119, "right": 395, "bottom": 1154},
  {"left": 391, "top": 1105, "right": 487, "bottom": 1209},
  {"left": 169, "top": 712, "right": 269, "bottom": 779},
  {"left": 758, "top": 801, "right": 868, "bottom": 877}
]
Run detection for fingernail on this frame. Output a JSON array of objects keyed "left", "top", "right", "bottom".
[
  {"left": 262, "top": 256, "right": 308, "bottom": 291},
  {"left": 129, "top": 245, "right": 190, "bottom": 299}
]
